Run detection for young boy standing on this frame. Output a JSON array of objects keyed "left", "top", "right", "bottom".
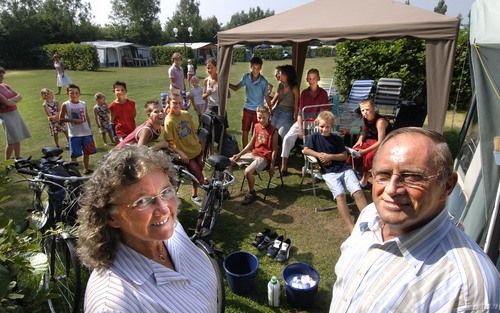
[
  {"left": 59, "top": 84, "right": 96, "bottom": 175},
  {"left": 109, "top": 81, "right": 136, "bottom": 141},
  {"left": 229, "top": 56, "right": 271, "bottom": 148},
  {"left": 303, "top": 111, "right": 367, "bottom": 232},
  {"left": 169, "top": 52, "right": 185, "bottom": 92},
  {"left": 164, "top": 95, "right": 204, "bottom": 206},
  {"left": 231, "top": 105, "right": 278, "bottom": 205}
]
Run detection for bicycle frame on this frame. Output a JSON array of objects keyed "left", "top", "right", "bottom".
[{"left": 174, "top": 154, "right": 235, "bottom": 240}]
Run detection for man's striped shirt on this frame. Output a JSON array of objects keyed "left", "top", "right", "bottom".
[{"left": 329, "top": 203, "right": 500, "bottom": 313}]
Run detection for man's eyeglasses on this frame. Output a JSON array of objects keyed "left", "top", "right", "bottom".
[
  {"left": 371, "top": 171, "right": 440, "bottom": 188},
  {"left": 124, "top": 186, "right": 176, "bottom": 210}
]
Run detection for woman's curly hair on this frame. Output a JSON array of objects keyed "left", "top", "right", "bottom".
[{"left": 77, "top": 145, "right": 177, "bottom": 270}]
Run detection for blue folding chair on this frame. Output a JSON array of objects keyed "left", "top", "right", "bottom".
[
  {"left": 374, "top": 78, "right": 403, "bottom": 122},
  {"left": 345, "top": 79, "right": 375, "bottom": 105}
]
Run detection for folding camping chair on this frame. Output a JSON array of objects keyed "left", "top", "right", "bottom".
[
  {"left": 374, "top": 78, "right": 403, "bottom": 123},
  {"left": 345, "top": 79, "right": 375, "bottom": 105},
  {"left": 298, "top": 103, "right": 337, "bottom": 211},
  {"left": 318, "top": 76, "right": 336, "bottom": 101},
  {"left": 237, "top": 159, "right": 284, "bottom": 201}
]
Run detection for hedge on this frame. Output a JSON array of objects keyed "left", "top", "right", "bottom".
[
  {"left": 150, "top": 46, "right": 194, "bottom": 66},
  {"left": 252, "top": 47, "right": 283, "bottom": 61},
  {"left": 233, "top": 47, "right": 247, "bottom": 63},
  {"left": 333, "top": 39, "right": 426, "bottom": 102},
  {"left": 42, "top": 43, "right": 99, "bottom": 71}
]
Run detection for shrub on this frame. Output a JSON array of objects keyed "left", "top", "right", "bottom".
[
  {"left": 334, "top": 39, "right": 426, "bottom": 101},
  {"left": 334, "top": 31, "right": 471, "bottom": 109},
  {"left": 253, "top": 47, "right": 282, "bottom": 60},
  {"left": 150, "top": 46, "right": 194, "bottom": 66},
  {"left": 0, "top": 161, "right": 49, "bottom": 312},
  {"left": 449, "top": 28, "right": 472, "bottom": 110},
  {"left": 42, "top": 43, "right": 99, "bottom": 71},
  {"left": 232, "top": 47, "right": 247, "bottom": 63}
]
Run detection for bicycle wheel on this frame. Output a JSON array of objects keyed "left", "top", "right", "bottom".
[
  {"left": 195, "top": 240, "right": 225, "bottom": 313},
  {"left": 198, "top": 190, "right": 218, "bottom": 237},
  {"left": 42, "top": 234, "right": 83, "bottom": 313}
]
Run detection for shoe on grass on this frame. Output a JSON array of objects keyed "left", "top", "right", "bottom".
[
  {"left": 275, "top": 238, "right": 291, "bottom": 262},
  {"left": 252, "top": 228, "right": 271, "bottom": 247},
  {"left": 267, "top": 235, "right": 283, "bottom": 258},
  {"left": 257, "top": 232, "right": 278, "bottom": 251},
  {"left": 241, "top": 190, "right": 257, "bottom": 205},
  {"left": 191, "top": 195, "right": 203, "bottom": 206}
]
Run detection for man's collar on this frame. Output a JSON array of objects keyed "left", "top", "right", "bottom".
[{"left": 359, "top": 204, "right": 452, "bottom": 275}]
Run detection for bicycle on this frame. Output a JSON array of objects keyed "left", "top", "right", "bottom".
[
  {"left": 13, "top": 147, "right": 90, "bottom": 313},
  {"left": 174, "top": 153, "right": 235, "bottom": 313}
]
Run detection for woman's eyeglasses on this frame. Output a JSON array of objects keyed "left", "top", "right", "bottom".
[{"left": 125, "top": 186, "right": 176, "bottom": 210}]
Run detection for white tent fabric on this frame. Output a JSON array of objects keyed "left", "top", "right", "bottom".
[
  {"left": 468, "top": 0, "right": 500, "bottom": 260},
  {"left": 216, "top": 0, "right": 459, "bottom": 133}
]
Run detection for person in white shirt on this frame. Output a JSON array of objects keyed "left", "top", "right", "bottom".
[{"left": 77, "top": 145, "right": 217, "bottom": 313}]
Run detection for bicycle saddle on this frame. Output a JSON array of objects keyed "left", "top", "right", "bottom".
[
  {"left": 42, "top": 147, "right": 64, "bottom": 158},
  {"left": 208, "top": 154, "right": 231, "bottom": 171}
]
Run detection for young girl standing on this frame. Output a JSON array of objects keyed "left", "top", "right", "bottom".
[
  {"left": 93, "top": 92, "right": 116, "bottom": 146},
  {"left": 41, "top": 88, "right": 68, "bottom": 148},
  {"left": 189, "top": 76, "right": 207, "bottom": 118}
]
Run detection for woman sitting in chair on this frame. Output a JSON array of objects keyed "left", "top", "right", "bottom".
[{"left": 352, "top": 99, "right": 390, "bottom": 187}]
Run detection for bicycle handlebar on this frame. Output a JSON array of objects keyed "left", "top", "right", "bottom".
[{"left": 15, "top": 162, "right": 91, "bottom": 183}]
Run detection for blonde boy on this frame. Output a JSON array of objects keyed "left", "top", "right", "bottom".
[{"left": 303, "top": 111, "right": 367, "bottom": 232}]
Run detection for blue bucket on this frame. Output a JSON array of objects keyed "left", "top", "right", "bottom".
[
  {"left": 282, "top": 262, "right": 320, "bottom": 308},
  {"left": 223, "top": 251, "right": 259, "bottom": 295}
]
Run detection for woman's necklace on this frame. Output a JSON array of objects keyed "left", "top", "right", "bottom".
[{"left": 158, "top": 244, "right": 167, "bottom": 261}]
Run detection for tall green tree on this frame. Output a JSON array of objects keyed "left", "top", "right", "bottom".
[
  {"left": 39, "top": 0, "right": 98, "bottom": 43},
  {"left": 0, "top": 0, "right": 45, "bottom": 67},
  {"left": 108, "top": 0, "right": 162, "bottom": 45},
  {"left": 0, "top": 0, "right": 99, "bottom": 67},
  {"left": 199, "top": 16, "right": 221, "bottom": 42},
  {"left": 434, "top": 0, "right": 447, "bottom": 14},
  {"left": 164, "top": 0, "right": 203, "bottom": 43},
  {"left": 223, "top": 6, "right": 274, "bottom": 30}
]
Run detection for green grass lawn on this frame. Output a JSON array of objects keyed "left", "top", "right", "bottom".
[{"left": 1, "top": 58, "right": 464, "bottom": 313}]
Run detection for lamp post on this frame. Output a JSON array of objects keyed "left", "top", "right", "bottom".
[{"left": 173, "top": 24, "right": 193, "bottom": 57}]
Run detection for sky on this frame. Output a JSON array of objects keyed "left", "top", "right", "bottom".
[{"left": 85, "top": 0, "right": 474, "bottom": 27}]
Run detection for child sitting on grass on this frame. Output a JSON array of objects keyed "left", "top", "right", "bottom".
[
  {"left": 303, "top": 111, "right": 367, "bottom": 232},
  {"left": 230, "top": 105, "right": 278, "bottom": 205},
  {"left": 41, "top": 88, "right": 68, "bottom": 148}
]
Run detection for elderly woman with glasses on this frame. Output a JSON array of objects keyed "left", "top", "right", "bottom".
[{"left": 77, "top": 145, "right": 217, "bottom": 313}]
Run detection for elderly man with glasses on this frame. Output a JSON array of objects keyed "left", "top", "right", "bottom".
[{"left": 329, "top": 127, "right": 500, "bottom": 313}]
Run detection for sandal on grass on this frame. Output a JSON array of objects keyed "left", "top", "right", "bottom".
[{"left": 252, "top": 228, "right": 271, "bottom": 247}]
